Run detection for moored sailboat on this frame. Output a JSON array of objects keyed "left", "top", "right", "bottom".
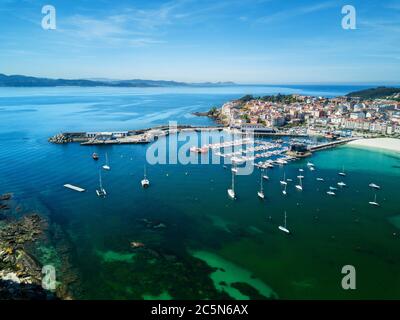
[
  {"left": 96, "top": 170, "right": 107, "bottom": 197},
  {"left": 102, "top": 152, "right": 111, "bottom": 170},
  {"left": 278, "top": 211, "right": 290, "bottom": 234},
  {"left": 369, "top": 194, "right": 379, "bottom": 206},
  {"left": 295, "top": 175, "right": 303, "bottom": 191},
  {"left": 141, "top": 165, "right": 150, "bottom": 188},
  {"left": 257, "top": 171, "right": 265, "bottom": 199},
  {"left": 369, "top": 183, "right": 381, "bottom": 190},
  {"left": 227, "top": 169, "right": 236, "bottom": 199}
]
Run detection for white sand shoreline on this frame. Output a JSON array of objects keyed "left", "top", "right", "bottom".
[{"left": 347, "top": 138, "right": 400, "bottom": 153}]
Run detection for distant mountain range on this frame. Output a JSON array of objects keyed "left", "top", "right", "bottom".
[{"left": 0, "top": 74, "right": 236, "bottom": 88}]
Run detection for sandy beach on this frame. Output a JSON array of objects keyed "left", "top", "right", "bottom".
[{"left": 348, "top": 138, "right": 400, "bottom": 153}]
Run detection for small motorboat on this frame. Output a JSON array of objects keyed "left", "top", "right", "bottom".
[
  {"left": 327, "top": 191, "right": 336, "bottom": 196},
  {"left": 92, "top": 153, "right": 99, "bottom": 160}
]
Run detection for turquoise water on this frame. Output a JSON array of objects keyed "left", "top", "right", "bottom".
[{"left": 0, "top": 86, "right": 399, "bottom": 299}]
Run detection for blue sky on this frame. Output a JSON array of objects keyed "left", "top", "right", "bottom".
[{"left": 0, "top": 0, "right": 399, "bottom": 83}]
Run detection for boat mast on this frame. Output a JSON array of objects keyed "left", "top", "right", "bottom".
[
  {"left": 260, "top": 171, "right": 263, "bottom": 193},
  {"left": 99, "top": 170, "right": 103, "bottom": 189},
  {"left": 284, "top": 211, "right": 287, "bottom": 228},
  {"left": 232, "top": 170, "right": 235, "bottom": 192},
  {"left": 144, "top": 165, "right": 147, "bottom": 178}
]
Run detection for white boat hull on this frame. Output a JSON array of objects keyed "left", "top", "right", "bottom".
[
  {"left": 295, "top": 185, "right": 303, "bottom": 191},
  {"left": 141, "top": 179, "right": 150, "bottom": 188},
  {"left": 96, "top": 188, "right": 107, "bottom": 197},
  {"left": 257, "top": 191, "right": 265, "bottom": 199},
  {"left": 369, "top": 183, "right": 380, "bottom": 189},
  {"left": 369, "top": 202, "right": 379, "bottom": 206},
  {"left": 227, "top": 189, "right": 235, "bottom": 199},
  {"left": 102, "top": 165, "right": 110, "bottom": 171},
  {"left": 278, "top": 226, "right": 290, "bottom": 233}
]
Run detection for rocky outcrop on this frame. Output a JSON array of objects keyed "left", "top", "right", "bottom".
[{"left": 0, "top": 214, "right": 53, "bottom": 299}]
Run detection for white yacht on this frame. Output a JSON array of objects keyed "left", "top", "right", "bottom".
[
  {"left": 316, "top": 178, "right": 324, "bottom": 181},
  {"left": 96, "top": 171, "right": 107, "bottom": 197},
  {"left": 257, "top": 171, "right": 265, "bottom": 199},
  {"left": 338, "top": 165, "right": 346, "bottom": 176},
  {"left": 280, "top": 172, "right": 287, "bottom": 185},
  {"left": 102, "top": 152, "right": 111, "bottom": 171},
  {"left": 278, "top": 211, "right": 290, "bottom": 234},
  {"left": 141, "top": 165, "right": 150, "bottom": 188},
  {"left": 282, "top": 182, "right": 287, "bottom": 195},
  {"left": 262, "top": 168, "right": 269, "bottom": 180},
  {"left": 337, "top": 181, "right": 347, "bottom": 187},
  {"left": 327, "top": 191, "right": 336, "bottom": 196},
  {"left": 231, "top": 162, "right": 238, "bottom": 174},
  {"left": 227, "top": 169, "right": 236, "bottom": 199},
  {"left": 369, "top": 194, "right": 379, "bottom": 206},
  {"left": 369, "top": 183, "right": 381, "bottom": 190},
  {"left": 295, "top": 176, "right": 303, "bottom": 191}
]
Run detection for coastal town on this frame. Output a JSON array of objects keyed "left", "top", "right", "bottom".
[
  {"left": 48, "top": 87, "right": 400, "bottom": 148},
  {"left": 216, "top": 89, "right": 400, "bottom": 138}
]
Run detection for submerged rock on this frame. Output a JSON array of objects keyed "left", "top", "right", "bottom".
[{"left": 0, "top": 193, "right": 12, "bottom": 201}]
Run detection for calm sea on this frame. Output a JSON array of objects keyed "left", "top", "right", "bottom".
[{"left": 0, "top": 85, "right": 399, "bottom": 299}]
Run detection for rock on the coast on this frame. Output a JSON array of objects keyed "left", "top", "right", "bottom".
[
  {"left": 0, "top": 213, "right": 56, "bottom": 299},
  {"left": 48, "top": 133, "right": 72, "bottom": 144}
]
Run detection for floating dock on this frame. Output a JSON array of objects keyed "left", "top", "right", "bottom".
[{"left": 64, "top": 184, "right": 86, "bottom": 192}]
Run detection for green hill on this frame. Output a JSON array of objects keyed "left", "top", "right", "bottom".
[{"left": 346, "top": 86, "right": 400, "bottom": 99}]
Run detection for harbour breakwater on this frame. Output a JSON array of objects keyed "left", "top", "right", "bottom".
[
  {"left": 48, "top": 125, "right": 225, "bottom": 145},
  {"left": 48, "top": 124, "right": 328, "bottom": 146}
]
